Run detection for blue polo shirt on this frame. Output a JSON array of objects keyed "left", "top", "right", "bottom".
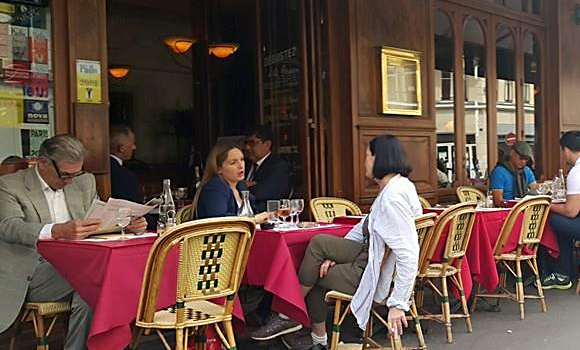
[{"left": 489, "top": 165, "right": 536, "bottom": 200}]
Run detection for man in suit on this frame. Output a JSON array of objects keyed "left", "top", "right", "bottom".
[
  {"left": 245, "top": 126, "right": 291, "bottom": 212},
  {"left": 110, "top": 124, "right": 140, "bottom": 202},
  {"left": 0, "top": 135, "right": 146, "bottom": 349}
]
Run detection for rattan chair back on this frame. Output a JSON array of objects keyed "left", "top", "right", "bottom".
[
  {"left": 418, "top": 195, "right": 431, "bottom": 209},
  {"left": 420, "top": 202, "right": 477, "bottom": 274},
  {"left": 416, "top": 213, "right": 437, "bottom": 271},
  {"left": 310, "top": 197, "right": 362, "bottom": 223},
  {"left": 456, "top": 186, "right": 485, "bottom": 203},
  {"left": 493, "top": 195, "right": 551, "bottom": 257},
  {"left": 176, "top": 204, "right": 193, "bottom": 224},
  {"left": 135, "top": 217, "right": 255, "bottom": 327}
]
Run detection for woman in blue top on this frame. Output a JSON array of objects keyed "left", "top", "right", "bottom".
[{"left": 191, "top": 142, "right": 270, "bottom": 223}]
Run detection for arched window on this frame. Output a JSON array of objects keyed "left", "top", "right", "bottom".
[{"left": 434, "top": 10, "right": 455, "bottom": 188}]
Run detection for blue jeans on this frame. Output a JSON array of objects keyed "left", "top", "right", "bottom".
[{"left": 548, "top": 213, "right": 580, "bottom": 278}]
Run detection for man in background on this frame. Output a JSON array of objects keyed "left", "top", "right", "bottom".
[
  {"left": 245, "top": 126, "right": 291, "bottom": 212},
  {"left": 109, "top": 124, "right": 140, "bottom": 202},
  {"left": 0, "top": 135, "right": 146, "bottom": 349},
  {"left": 489, "top": 141, "right": 538, "bottom": 207}
]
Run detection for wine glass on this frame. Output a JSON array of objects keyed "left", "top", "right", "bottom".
[
  {"left": 266, "top": 200, "right": 280, "bottom": 226},
  {"left": 175, "top": 187, "right": 188, "bottom": 200},
  {"left": 291, "top": 199, "right": 304, "bottom": 226},
  {"left": 116, "top": 208, "right": 132, "bottom": 240},
  {"left": 278, "top": 199, "right": 291, "bottom": 226}
]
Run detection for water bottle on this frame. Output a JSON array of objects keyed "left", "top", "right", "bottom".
[
  {"left": 158, "top": 179, "right": 176, "bottom": 233},
  {"left": 557, "top": 168, "right": 566, "bottom": 199},
  {"left": 237, "top": 190, "right": 254, "bottom": 218},
  {"left": 486, "top": 190, "right": 494, "bottom": 208},
  {"left": 551, "top": 173, "right": 560, "bottom": 198}
]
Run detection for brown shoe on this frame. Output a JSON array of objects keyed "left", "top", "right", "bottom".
[
  {"left": 248, "top": 314, "right": 303, "bottom": 341},
  {"left": 281, "top": 329, "right": 328, "bottom": 350}
]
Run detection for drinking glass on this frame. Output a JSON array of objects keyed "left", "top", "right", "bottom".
[
  {"left": 116, "top": 208, "right": 132, "bottom": 240},
  {"left": 291, "top": 199, "right": 304, "bottom": 226},
  {"left": 266, "top": 200, "right": 280, "bottom": 226},
  {"left": 278, "top": 199, "right": 291, "bottom": 226},
  {"left": 175, "top": 187, "right": 188, "bottom": 200}
]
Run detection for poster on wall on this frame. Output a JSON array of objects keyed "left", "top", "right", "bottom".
[
  {"left": 0, "top": 85, "right": 23, "bottom": 127},
  {"left": 76, "top": 59, "right": 101, "bottom": 104},
  {"left": 20, "top": 128, "right": 48, "bottom": 157},
  {"left": 11, "top": 26, "right": 28, "bottom": 61},
  {"left": 23, "top": 100, "right": 48, "bottom": 123},
  {"left": 29, "top": 28, "right": 48, "bottom": 64}
]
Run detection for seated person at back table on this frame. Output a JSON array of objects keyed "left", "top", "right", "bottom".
[
  {"left": 109, "top": 124, "right": 140, "bottom": 202},
  {"left": 0, "top": 135, "right": 146, "bottom": 350},
  {"left": 250, "top": 134, "right": 422, "bottom": 350},
  {"left": 191, "top": 142, "right": 270, "bottom": 224},
  {"left": 245, "top": 126, "right": 291, "bottom": 212},
  {"left": 489, "top": 141, "right": 538, "bottom": 206},
  {"left": 541, "top": 131, "right": 580, "bottom": 290}
]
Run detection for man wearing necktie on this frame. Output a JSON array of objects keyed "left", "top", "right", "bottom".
[{"left": 245, "top": 126, "right": 291, "bottom": 212}]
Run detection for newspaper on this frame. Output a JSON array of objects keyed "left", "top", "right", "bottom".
[{"left": 84, "top": 198, "right": 157, "bottom": 233}]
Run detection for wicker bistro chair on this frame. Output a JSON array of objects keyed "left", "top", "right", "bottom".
[
  {"left": 455, "top": 186, "right": 485, "bottom": 203},
  {"left": 310, "top": 197, "right": 362, "bottom": 223},
  {"left": 176, "top": 204, "right": 193, "bottom": 224},
  {"left": 324, "top": 213, "right": 437, "bottom": 350},
  {"left": 418, "top": 196, "right": 431, "bottom": 210},
  {"left": 9, "top": 301, "right": 71, "bottom": 350},
  {"left": 130, "top": 217, "right": 256, "bottom": 350},
  {"left": 472, "top": 196, "right": 551, "bottom": 320},
  {"left": 415, "top": 202, "right": 477, "bottom": 344}
]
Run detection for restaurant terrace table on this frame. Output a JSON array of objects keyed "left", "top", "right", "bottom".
[
  {"left": 334, "top": 209, "right": 559, "bottom": 297},
  {"left": 37, "top": 224, "right": 353, "bottom": 350}
]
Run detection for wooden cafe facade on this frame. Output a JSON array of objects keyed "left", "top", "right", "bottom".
[{"left": 1, "top": 0, "right": 580, "bottom": 210}]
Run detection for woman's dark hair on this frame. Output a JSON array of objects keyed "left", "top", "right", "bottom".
[
  {"left": 369, "top": 134, "right": 412, "bottom": 178},
  {"left": 560, "top": 131, "right": 580, "bottom": 152}
]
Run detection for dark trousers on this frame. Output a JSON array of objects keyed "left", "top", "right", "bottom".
[
  {"left": 547, "top": 213, "right": 580, "bottom": 278},
  {"left": 298, "top": 234, "right": 368, "bottom": 323}
]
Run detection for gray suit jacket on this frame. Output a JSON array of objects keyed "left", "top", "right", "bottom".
[{"left": 0, "top": 167, "right": 96, "bottom": 333}]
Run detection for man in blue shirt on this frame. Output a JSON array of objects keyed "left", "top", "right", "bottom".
[{"left": 489, "top": 141, "right": 538, "bottom": 206}]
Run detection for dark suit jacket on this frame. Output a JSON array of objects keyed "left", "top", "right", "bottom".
[
  {"left": 110, "top": 156, "right": 140, "bottom": 203},
  {"left": 196, "top": 177, "right": 254, "bottom": 219},
  {"left": 247, "top": 154, "right": 291, "bottom": 212}
]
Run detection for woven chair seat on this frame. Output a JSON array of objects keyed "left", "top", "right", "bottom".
[
  {"left": 23, "top": 302, "right": 71, "bottom": 316},
  {"left": 421, "top": 263, "right": 458, "bottom": 278},
  {"left": 495, "top": 252, "right": 535, "bottom": 261},
  {"left": 137, "top": 300, "right": 227, "bottom": 329},
  {"left": 324, "top": 290, "right": 353, "bottom": 303}
]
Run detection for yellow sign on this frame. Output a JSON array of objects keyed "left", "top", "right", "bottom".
[{"left": 76, "top": 59, "right": 101, "bottom": 104}]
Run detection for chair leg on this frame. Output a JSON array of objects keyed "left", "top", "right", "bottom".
[
  {"left": 175, "top": 328, "right": 185, "bottom": 350},
  {"left": 329, "top": 300, "right": 342, "bottom": 350},
  {"left": 224, "top": 320, "right": 237, "bottom": 350},
  {"left": 530, "top": 258, "right": 547, "bottom": 313},
  {"left": 409, "top": 296, "right": 426, "bottom": 349},
  {"left": 130, "top": 327, "right": 144, "bottom": 349},
  {"left": 515, "top": 261, "right": 525, "bottom": 320},
  {"left": 455, "top": 274, "right": 472, "bottom": 333},
  {"left": 32, "top": 311, "right": 48, "bottom": 350},
  {"left": 441, "top": 276, "right": 453, "bottom": 344}
]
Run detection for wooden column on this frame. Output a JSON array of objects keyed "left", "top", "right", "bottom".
[{"left": 53, "top": 0, "right": 110, "bottom": 199}]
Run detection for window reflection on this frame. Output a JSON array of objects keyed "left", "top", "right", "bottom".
[
  {"left": 524, "top": 32, "right": 541, "bottom": 174},
  {"left": 496, "top": 25, "right": 516, "bottom": 164},
  {"left": 464, "top": 18, "right": 487, "bottom": 185},
  {"left": 434, "top": 10, "right": 455, "bottom": 188}
]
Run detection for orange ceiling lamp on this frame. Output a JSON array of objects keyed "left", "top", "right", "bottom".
[
  {"left": 108, "top": 65, "right": 130, "bottom": 79},
  {"left": 164, "top": 37, "right": 197, "bottom": 54},
  {"left": 208, "top": 43, "right": 239, "bottom": 58}
]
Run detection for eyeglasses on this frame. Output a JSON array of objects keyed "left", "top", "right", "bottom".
[{"left": 50, "top": 158, "right": 85, "bottom": 179}]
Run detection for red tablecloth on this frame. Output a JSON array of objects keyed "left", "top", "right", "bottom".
[
  {"left": 244, "top": 224, "right": 352, "bottom": 326},
  {"left": 38, "top": 224, "right": 354, "bottom": 350}
]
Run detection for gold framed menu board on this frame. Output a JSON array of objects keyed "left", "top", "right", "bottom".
[{"left": 381, "top": 46, "right": 422, "bottom": 116}]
